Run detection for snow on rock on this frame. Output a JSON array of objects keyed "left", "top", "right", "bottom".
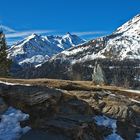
[
  {"left": 134, "top": 75, "right": 140, "bottom": 82},
  {"left": 94, "top": 115, "right": 124, "bottom": 140},
  {"left": 62, "top": 46, "right": 89, "bottom": 56},
  {"left": 122, "top": 89, "right": 140, "bottom": 94},
  {"left": 0, "top": 107, "right": 31, "bottom": 140},
  {"left": 129, "top": 98, "right": 140, "bottom": 104},
  {"left": 7, "top": 33, "right": 85, "bottom": 67},
  {"left": 0, "top": 81, "right": 31, "bottom": 86}
]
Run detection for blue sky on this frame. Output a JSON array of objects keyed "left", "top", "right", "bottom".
[{"left": 0, "top": 0, "right": 140, "bottom": 44}]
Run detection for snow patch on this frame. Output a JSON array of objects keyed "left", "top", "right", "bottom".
[
  {"left": 0, "top": 107, "right": 31, "bottom": 140},
  {"left": 0, "top": 81, "right": 31, "bottom": 86},
  {"left": 129, "top": 98, "right": 140, "bottom": 104},
  {"left": 94, "top": 115, "right": 123, "bottom": 140}
]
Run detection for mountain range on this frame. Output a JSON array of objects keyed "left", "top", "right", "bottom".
[
  {"left": 7, "top": 32, "right": 85, "bottom": 67},
  {"left": 52, "top": 14, "right": 140, "bottom": 64},
  {"left": 7, "top": 14, "right": 140, "bottom": 89}
]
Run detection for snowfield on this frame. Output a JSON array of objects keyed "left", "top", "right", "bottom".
[
  {"left": 0, "top": 107, "right": 31, "bottom": 140},
  {"left": 94, "top": 115, "right": 123, "bottom": 140}
]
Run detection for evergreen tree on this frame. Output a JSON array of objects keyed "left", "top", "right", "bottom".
[{"left": 0, "top": 30, "right": 11, "bottom": 77}]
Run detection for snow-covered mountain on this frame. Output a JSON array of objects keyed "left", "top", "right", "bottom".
[
  {"left": 17, "top": 14, "right": 140, "bottom": 89},
  {"left": 52, "top": 14, "right": 140, "bottom": 64},
  {"left": 7, "top": 33, "right": 85, "bottom": 67},
  {"left": 102, "top": 14, "right": 140, "bottom": 60}
]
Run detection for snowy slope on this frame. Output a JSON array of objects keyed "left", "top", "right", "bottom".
[
  {"left": 53, "top": 14, "right": 140, "bottom": 64},
  {"left": 7, "top": 33, "right": 85, "bottom": 66},
  {"left": 101, "top": 14, "right": 140, "bottom": 60}
]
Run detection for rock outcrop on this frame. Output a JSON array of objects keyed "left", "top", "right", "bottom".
[{"left": 0, "top": 82, "right": 140, "bottom": 139}]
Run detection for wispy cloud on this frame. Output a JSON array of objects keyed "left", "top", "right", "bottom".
[
  {"left": 2, "top": 25, "right": 110, "bottom": 45},
  {"left": 6, "top": 30, "right": 54, "bottom": 38},
  {"left": 1, "top": 25, "right": 16, "bottom": 33},
  {"left": 0, "top": 25, "right": 56, "bottom": 44},
  {"left": 72, "top": 31, "right": 108, "bottom": 36}
]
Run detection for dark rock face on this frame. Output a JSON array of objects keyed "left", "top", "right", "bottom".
[
  {"left": 0, "top": 97, "right": 8, "bottom": 115},
  {"left": 0, "top": 83, "right": 103, "bottom": 140},
  {"left": 68, "top": 90, "right": 140, "bottom": 140},
  {"left": 117, "top": 121, "right": 137, "bottom": 140}
]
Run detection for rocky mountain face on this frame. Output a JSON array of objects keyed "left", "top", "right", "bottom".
[
  {"left": 0, "top": 80, "right": 140, "bottom": 140},
  {"left": 7, "top": 33, "right": 85, "bottom": 67},
  {"left": 16, "top": 14, "right": 140, "bottom": 89}
]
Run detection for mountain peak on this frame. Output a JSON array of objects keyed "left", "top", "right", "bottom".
[
  {"left": 28, "top": 33, "right": 40, "bottom": 38},
  {"left": 66, "top": 32, "right": 71, "bottom": 35},
  {"left": 63, "top": 32, "right": 73, "bottom": 38},
  {"left": 114, "top": 13, "right": 140, "bottom": 35},
  {"left": 25, "top": 33, "right": 42, "bottom": 42},
  {"left": 66, "top": 32, "right": 73, "bottom": 37},
  {"left": 8, "top": 33, "right": 85, "bottom": 67},
  {"left": 135, "top": 14, "right": 140, "bottom": 18}
]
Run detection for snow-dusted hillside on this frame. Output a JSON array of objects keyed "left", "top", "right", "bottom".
[
  {"left": 7, "top": 33, "right": 85, "bottom": 66},
  {"left": 101, "top": 14, "right": 140, "bottom": 60},
  {"left": 53, "top": 14, "right": 140, "bottom": 64}
]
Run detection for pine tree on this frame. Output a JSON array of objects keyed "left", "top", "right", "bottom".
[{"left": 0, "top": 31, "right": 11, "bottom": 77}]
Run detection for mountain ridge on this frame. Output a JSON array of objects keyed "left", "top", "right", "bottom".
[
  {"left": 16, "top": 14, "right": 140, "bottom": 89},
  {"left": 53, "top": 13, "right": 140, "bottom": 64},
  {"left": 7, "top": 33, "right": 85, "bottom": 67}
]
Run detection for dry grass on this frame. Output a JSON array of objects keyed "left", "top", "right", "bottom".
[{"left": 0, "top": 78, "right": 139, "bottom": 100}]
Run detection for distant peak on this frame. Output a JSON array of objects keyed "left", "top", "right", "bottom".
[
  {"left": 26, "top": 33, "right": 41, "bottom": 40},
  {"left": 66, "top": 32, "right": 71, "bottom": 35},
  {"left": 114, "top": 13, "right": 140, "bottom": 35},
  {"left": 135, "top": 13, "right": 140, "bottom": 18},
  {"left": 62, "top": 32, "right": 73, "bottom": 39},
  {"left": 131, "top": 13, "right": 140, "bottom": 22},
  {"left": 31, "top": 33, "right": 39, "bottom": 37},
  {"left": 65, "top": 32, "right": 74, "bottom": 37}
]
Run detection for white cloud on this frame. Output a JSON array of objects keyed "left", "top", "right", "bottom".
[
  {"left": 72, "top": 31, "right": 108, "bottom": 36},
  {"left": 0, "top": 25, "right": 55, "bottom": 44},
  {"left": 2, "top": 25, "right": 109, "bottom": 45},
  {"left": 6, "top": 30, "right": 54, "bottom": 38}
]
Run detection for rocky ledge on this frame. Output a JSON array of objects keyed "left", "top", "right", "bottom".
[{"left": 0, "top": 81, "right": 140, "bottom": 140}]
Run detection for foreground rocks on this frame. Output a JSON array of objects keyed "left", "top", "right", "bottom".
[
  {"left": 0, "top": 97, "right": 8, "bottom": 115},
  {"left": 0, "top": 82, "right": 140, "bottom": 139},
  {"left": 0, "top": 83, "right": 102, "bottom": 140},
  {"left": 65, "top": 90, "right": 140, "bottom": 140}
]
